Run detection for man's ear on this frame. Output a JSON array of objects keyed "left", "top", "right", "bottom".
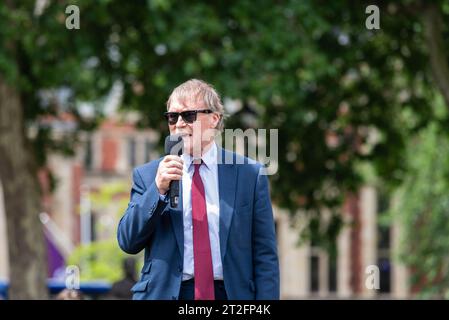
[{"left": 211, "top": 113, "right": 220, "bottom": 128}]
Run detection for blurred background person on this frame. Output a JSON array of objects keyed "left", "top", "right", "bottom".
[{"left": 107, "top": 257, "right": 137, "bottom": 300}]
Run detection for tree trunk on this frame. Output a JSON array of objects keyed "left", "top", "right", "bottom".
[
  {"left": 0, "top": 75, "right": 48, "bottom": 299},
  {"left": 422, "top": 3, "right": 449, "bottom": 109}
]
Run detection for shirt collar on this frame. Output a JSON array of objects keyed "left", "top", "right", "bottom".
[{"left": 182, "top": 142, "right": 217, "bottom": 171}]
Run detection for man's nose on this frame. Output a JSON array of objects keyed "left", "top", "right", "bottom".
[{"left": 175, "top": 114, "right": 186, "bottom": 128}]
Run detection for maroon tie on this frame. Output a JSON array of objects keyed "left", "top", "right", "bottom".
[{"left": 191, "top": 162, "right": 215, "bottom": 300}]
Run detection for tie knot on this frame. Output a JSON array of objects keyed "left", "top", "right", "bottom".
[{"left": 193, "top": 159, "right": 203, "bottom": 172}]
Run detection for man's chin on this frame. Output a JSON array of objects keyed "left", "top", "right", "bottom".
[
  {"left": 177, "top": 132, "right": 192, "bottom": 138},
  {"left": 183, "top": 143, "right": 204, "bottom": 157}
]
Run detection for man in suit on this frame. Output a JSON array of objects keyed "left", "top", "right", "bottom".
[{"left": 117, "top": 79, "right": 279, "bottom": 300}]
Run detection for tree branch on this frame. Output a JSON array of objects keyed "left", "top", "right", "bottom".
[{"left": 422, "top": 3, "right": 449, "bottom": 109}]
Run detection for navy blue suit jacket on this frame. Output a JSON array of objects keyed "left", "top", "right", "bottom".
[{"left": 117, "top": 147, "right": 280, "bottom": 300}]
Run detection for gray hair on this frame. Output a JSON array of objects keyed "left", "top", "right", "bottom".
[{"left": 166, "top": 79, "right": 225, "bottom": 131}]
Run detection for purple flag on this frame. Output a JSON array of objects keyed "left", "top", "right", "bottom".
[{"left": 45, "top": 230, "right": 66, "bottom": 279}]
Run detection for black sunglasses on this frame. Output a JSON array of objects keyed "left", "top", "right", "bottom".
[{"left": 164, "top": 109, "right": 213, "bottom": 125}]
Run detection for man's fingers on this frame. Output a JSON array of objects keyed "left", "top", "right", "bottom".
[
  {"left": 163, "top": 173, "right": 182, "bottom": 181},
  {"left": 165, "top": 168, "right": 183, "bottom": 175},
  {"left": 163, "top": 155, "right": 183, "bottom": 164},
  {"left": 165, "top": 160, "right": 184, "bottom": 170},
  {"left": 156, "top": 156, "right": 183, "bottom": 195}
]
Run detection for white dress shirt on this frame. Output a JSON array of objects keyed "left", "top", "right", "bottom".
[{"left": 181, "top": 142, "right": 223, "bottom": 281}]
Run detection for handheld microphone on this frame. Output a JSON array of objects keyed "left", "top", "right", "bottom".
[{"left": 164, "top": 134, "right": 183, "bottom": 207}]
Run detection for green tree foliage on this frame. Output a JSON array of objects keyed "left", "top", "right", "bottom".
[
  {"left": 67, "top": 240, "right": 127, "bottom": 282},
  {"left": 393, "top": 102, "right": 449, "bottom": 297},
  {"left": 67, "top": 240, "right": 142, "bottom": 282}
]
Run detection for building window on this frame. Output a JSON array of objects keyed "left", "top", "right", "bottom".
[
  {"left": 84, "top": 137, "right": 93, "bottom": 171},
  {"left": 309, "top": 245, "right": 338, "bottom": 295},
  {"left": 377, "top": 189, "right": 391, "bottom": 294},
  {"left": 128, "top": 138, "right": 136, "bottom": 168},
  {"left": 90, "top": 210, "right": 97, "bottom": 242},
  {"left": 328, "top": 252, "right": 337, "bottom": 293},
  {"left": 378, "top": 257, "right": 391, "bottom": 293},
  {"left": 310, "top": 254, "right": 320, "bottom": 293}
]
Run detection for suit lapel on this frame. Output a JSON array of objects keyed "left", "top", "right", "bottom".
[{"left": 218, "top": 147, "right": 237, "bottom": 260}]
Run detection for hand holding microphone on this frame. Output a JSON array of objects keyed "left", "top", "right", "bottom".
[{"left": 155, "top": 135, "right": 184, "bottom": 207}]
